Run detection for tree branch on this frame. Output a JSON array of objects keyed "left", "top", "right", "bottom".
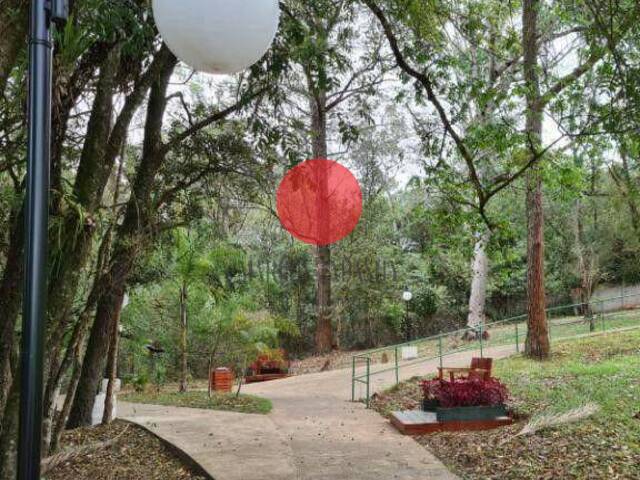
[
  {"left": 160, "top": 88, "right": 265, "bottom": 155},
  {"left": 363, "top": 0, "right": 484, "bottom": 202}
]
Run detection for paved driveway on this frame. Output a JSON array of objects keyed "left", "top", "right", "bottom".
[{"left": 121, "top": 343, "right": 520, "bottom": 479}]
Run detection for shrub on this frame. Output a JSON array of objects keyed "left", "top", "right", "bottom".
[
  {"left": 420, "top": 377, "right": 509, "bottom": 408},
  {"left": 132, "top": 373, "right": 150, "bottom": 393}
]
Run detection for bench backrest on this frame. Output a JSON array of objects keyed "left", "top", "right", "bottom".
[{"left": 470, "top": 357, "right": 493, "bottom": 380}]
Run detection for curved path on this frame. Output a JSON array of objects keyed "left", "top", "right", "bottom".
[{"left": 120, "top": 343, "right": 520, "bottom": 480}]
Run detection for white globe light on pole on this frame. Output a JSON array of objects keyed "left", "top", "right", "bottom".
[
  {"left": 152, "top": 0, "right": 280, "bottom": 74},
  {"left": 402, "top": 290, "right": 413, "bottom": 342}
]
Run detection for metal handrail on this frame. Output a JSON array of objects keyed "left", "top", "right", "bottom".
[{"left": 351, "top": 292, "right": 640, "bottom": 406}]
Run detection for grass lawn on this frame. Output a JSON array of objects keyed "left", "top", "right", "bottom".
[
  {"left": 121, "top": 390, "right": 273, "bottom": 415},
  {"left": 371, "top": 329, "right": 640, "bottom": 479}
]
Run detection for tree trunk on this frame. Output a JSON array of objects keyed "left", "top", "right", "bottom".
[
  {"left": 574, "top": 197, "right": 598, "bottom": 330},
  {"left": 613, "top": 142, "right": 640, "bottom": 236},
  {"left": 466, "top": 230, "right": 490, "bottom": 331},
  {"left": 101, "top": 151, "right": 127, "bottom": 425},
  {"left": 179, "top": 283, "right": 188, "bottom": 393},
  {"left": 310, "top": 90, "right": 334, "bottom": 353},
  {"left": 315, "top": 245, "right": 333, "bottom": 352},
  {"left": 66, "top": 284, "right": 126, "bottom": 429},
  {"left": 0, "top": 0, "right": 28, "bottom": 95},
  {"left": 0, "top": 380, "right": 20, "bottom": 479},
  {"left": 523, "top": 0, "right": 550, "bottom": 360},
  {"left": 67, "top": 53, "right": 178, "bottom": 428},
  {"left": 101, "top": 297, "right": 122, "bottom": 424},
  {"left": 0, "top": 343, "right": 20, "bottom": 477},
  {"left": 0, "top": 44, "right": 119, "bottom": 417},
  {"left": 50, "top": 308, "right": 92, "bottom": 453},
  {"left": 44, "top": 45, "right": 173, "bottom": 396},
  {"left": 44, "top": 45, "right": 121, "bottom": 375},
  {"left": 0, "top": 206, "right": 24, "bottom": 418}
]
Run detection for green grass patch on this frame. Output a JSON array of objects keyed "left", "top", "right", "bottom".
[
  {"left": 121, "top": 390, "right": 273, "bottom": 415},
  {"left": 371, "top": 329, "right": 640, "bottom": 479}
]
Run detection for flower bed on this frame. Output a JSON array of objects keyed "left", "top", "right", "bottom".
[{"left": 421, "top": 377, "right": 510, "bottom": 422}]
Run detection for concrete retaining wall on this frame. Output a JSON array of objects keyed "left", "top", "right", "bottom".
[{"left": 590, "top": 284, "right": 640, "bottom": 313}]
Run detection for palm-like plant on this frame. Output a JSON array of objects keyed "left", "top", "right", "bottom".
[{"left": 170, "top": 228, "right": 245, "bottom": 392}]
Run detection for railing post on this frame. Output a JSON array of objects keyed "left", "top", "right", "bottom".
[
  {"left": 515, "top": 322, "right": 520, "bottom": 353},
  {"left": 479, "top": 324, "right": 484, "bottom": 358},
  {"left": 394, "top": 347, "right": 399, "bottom": 385},
  {"left": 365, "top": 357, "right": 371, "bottom": 408},
  {"left": 351, "top": 356, "right": 356, "bottom": 402},
  {"left": 438, "top": 335, "right": 443, "bottom": 369}
]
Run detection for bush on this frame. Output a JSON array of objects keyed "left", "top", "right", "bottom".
[
  {"left": 420, "top": 377, "right": 509, "bottom": 408},
  {"left": 132, "top": 373, "right": 150, "bottom": 393}
]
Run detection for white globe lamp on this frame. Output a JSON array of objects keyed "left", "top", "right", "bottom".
[
  {"left": 402, "top": 291, "right": 413, "bottom": 302},
  {"left": 152, "top": 0, "right": 280, "bottom": 74}
]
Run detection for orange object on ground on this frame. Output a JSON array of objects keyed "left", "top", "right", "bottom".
[{"left": 210, "top": 367, "right": 234, "bottom": 392}]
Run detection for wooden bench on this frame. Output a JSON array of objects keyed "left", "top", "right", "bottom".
[{"left": 437, "top": 357, "right": 493, "bottom": 381}]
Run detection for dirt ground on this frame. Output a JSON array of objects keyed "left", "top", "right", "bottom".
[{"left": 45, "top": 420, "right": 208, "bottom": 480}]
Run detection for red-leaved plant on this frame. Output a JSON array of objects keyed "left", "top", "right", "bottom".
[{"left": 420, "top": 377, "right": 509, "bottom": 408}]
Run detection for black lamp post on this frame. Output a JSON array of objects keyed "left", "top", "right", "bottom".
[{"left": 19, "top": 2, "right": 67, "bottom": 479}]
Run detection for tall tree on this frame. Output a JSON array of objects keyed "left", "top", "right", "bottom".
[
  {"left": 67, "top": 50, "right": 269, "bottom": 427},
  {"left": 275, "top": 0, "right": 385, "bottom": 352},
  {"left": 522, "top": 0, "right": 550, "bottom": 358}
]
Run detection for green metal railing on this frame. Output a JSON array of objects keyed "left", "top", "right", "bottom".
[{"left": 351, "top": 293, "right": 640, "bottom": 407}]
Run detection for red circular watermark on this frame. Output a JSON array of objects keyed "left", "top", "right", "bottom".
[{"left": 276, "top": 159, "right": 363, "bottom": 246}]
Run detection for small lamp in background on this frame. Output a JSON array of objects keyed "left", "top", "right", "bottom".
[{"left": 402, "top": 290, "right": 413, "bottom": 342}]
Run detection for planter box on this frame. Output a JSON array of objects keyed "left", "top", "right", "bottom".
[
  {"left": 436, "top": 404, "right": 507, "bottom": 422},
  {"left": 391, "top": 409, "right": 514, "bottom": 435},
  {"left": 421, "top": 399, "right": 439, "bottom": 412}
]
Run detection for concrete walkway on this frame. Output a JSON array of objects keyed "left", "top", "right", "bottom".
[{"left": 120, "top": 343, "right": 520, "bottom": 480}]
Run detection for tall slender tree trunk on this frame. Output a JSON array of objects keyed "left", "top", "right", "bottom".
[
  {"left": 0, "top": 206, "right": 24, "bottom": 418},
  {"left": 43, "top": 46, "right": 172, "bottom": 406},
  {"left": 101, "top": 155, "right": 126, "bottom": 424},
  {"left": 50, "top": 318, "right": 88, "bottom": 453},
  {"left": 466, "top": 230, "right": 490, "bottom": 331},
  {"left": 310, "top": 91, "right": 333, "bottom": 353},
  {"left": 523, "top": 0, "right": 550, "bottom": 359},
  {"left": 41, "top": 47, "right": 121, "bottom": 423},
  {"left": 67, "top": 284, "right": 126, "bottom": 429},
  {"left": 101, "top": 297, "right": 122, "bottom": 424},
  {"left": 179, "top": 283, "right": 189, "bottom": 393},
  {"left": 67, "top": 53, "right": 178, "bottom": 428},
  {"left": 613, "top": 143, "right": 640, "bottom": 236},
  {"left": 0, "top": 377, "right": 20, "bottom": 479}
]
